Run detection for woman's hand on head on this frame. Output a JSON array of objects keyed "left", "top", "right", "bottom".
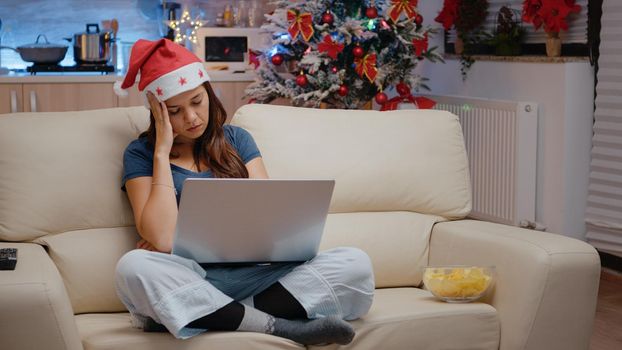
[{"left": 147, "top": 91, "right": 178, "bottom": 155}]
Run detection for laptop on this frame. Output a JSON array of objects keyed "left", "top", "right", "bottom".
[{"left": 171, "top": 178, "right": 335, "bottom": 265}]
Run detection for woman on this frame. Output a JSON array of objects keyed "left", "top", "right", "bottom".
[{"left": 114, "top": 39, "right": 374, "bottom": 345}]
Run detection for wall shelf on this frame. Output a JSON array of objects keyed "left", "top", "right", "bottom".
[{"left": 443, "top": 54, "right": 590, "bottom": 64}]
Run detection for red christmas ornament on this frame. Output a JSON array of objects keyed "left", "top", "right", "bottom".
[
  {"left": 352, "top": 46, "right": 364, "bottom": 58},
  {"left": 338, "top": 84, "right": 349, "bottom": 96},
  {"left": 322, "top": 11, "right": 334, "bottom": 25},
  {"left": 296, "top": 73, "right": 308, "bottom": 87},
  {"left": 331, "top": 66, "right": 338, "bottom": 73},
  {"left": 396, "top": 82, "right": 411, "bottom": 96},
  {"left": 366, "top": 7, "right": 378, "bottom": 19},
  {"left": 415, "top": 14, "right": 423, "bottom": 25},
  {"left": 271, "top": 54, "right": 284, "bottom": 66},
  {"left": 375, "top": 92, "right": 388, "bottom": 105}
]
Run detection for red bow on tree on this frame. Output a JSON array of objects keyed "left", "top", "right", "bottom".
[
  {"left": 287, "top": 10, "right": 315, "bottom": 42},
  {"left": 412, "top": 32, "right": 429, "bottom": 57},
  {"left": 380, "top": 93, "right": 436, "bottom": 111},
  {"left": 388, "top": 0, "right": 419, "bottom": 23},
  {"left": 355, "top": 53, "right": 378, "bottom": 82},
  {"left": 317, "top": 35, "right": 345, "bottom": 60}
]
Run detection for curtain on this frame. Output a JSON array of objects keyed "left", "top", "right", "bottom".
[{"left": 586, "top": 0, "right": 622, "bottom": 257}]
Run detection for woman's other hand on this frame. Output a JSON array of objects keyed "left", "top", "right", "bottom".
[
  {"left": 137, "top": 238, "right": 159, "bottom": 252},
  {"left": 147, "top": 91, "right": 178, "bottom": 155}
]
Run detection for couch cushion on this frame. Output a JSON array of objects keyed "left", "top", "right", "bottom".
[
  {"left": 34, "top": 211, "right": 442, "bottom": 314},
  {"left": 76, "top": 314, "right": 304, "bottom": 350},
  {"left": 231, "top": 104, "right": 472, "bottom": 219},
  {"left": 321, "top": 212, "right": 445, "bottom": 288},
  {"left": 75, "top": 288, "right": 499, "bottom": 350},
  {"left": 310, "top": 288, "right": 499, "bottom": 350},
  {"left": 0, "top": 106, "right": 149, "bottom": 241},
  {"left": 34, "top": 227, "right": 139, "bottom": 314}
]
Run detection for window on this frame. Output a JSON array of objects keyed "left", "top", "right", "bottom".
[{"left": 445, "top": 0, "right": 590, "bottom": 56}]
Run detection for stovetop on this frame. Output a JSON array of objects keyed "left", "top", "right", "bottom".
[{"left": 26, "top": 64, "right": 115, "bottom": 75}]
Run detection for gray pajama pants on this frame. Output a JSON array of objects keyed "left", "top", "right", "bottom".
[{"left": 115, "top": 247, "right": 375, "bottom": 339}]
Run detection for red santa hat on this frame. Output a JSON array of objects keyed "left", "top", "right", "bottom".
[{"left": 114, "top": 38, "right": 210, "bottom": 106}]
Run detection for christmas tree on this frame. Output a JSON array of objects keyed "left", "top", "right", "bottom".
[{"left": 244, "top": 0, "right": 443, "bottom": 110}]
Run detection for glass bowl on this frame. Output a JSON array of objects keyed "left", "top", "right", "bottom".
[{"left": 422, "top": 265, "right": 495, "bottom": 303}]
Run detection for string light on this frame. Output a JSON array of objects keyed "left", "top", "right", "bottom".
[
  {"left": 366, "top": 19, "right": 376, "bottom": 30},
  {"left": 171, "top": 10, "right": 202, "bottom": 44}
]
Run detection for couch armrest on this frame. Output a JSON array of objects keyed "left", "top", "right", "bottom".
[
  {"left": 429, "top": 220, "right": 600, "bottom": 350},
  {"left": 0, "top": 242, "right": 83, "bottom": 350}
]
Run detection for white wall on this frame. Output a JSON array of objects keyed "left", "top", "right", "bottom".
[{"left": 417, "top": 3, "right": 595, "bottom": 239}]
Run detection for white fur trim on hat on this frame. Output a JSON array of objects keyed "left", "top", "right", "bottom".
[
  {"left": 143, "top": 62, "right": 210, "bottom": 105},
  {"left": 113, "top": 80, "right": 128, "bottom": 97}
]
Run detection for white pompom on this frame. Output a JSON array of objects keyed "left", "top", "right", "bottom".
[{"left": 113, "top": 80, "right": 129, "bottom": 97}]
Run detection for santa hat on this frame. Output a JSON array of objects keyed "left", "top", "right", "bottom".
[{"left": 114, "top": 38, "right": 210, "bottom": 107}]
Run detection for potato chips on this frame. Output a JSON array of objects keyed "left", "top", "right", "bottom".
[{"left": 423, "top": 267, "right": 493, "bottom": 301}]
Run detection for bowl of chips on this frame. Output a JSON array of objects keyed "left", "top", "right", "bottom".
[{"left": 422, "top": 266, "right": 495, "bottom": 303}]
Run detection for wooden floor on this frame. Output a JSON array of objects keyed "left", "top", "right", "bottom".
[{"left": 590, "top": 269, "right": 622, "bottom": 350}]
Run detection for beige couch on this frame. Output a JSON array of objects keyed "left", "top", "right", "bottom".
[{"left": 0, "top": 104, "right": 600, "bottom": 350}]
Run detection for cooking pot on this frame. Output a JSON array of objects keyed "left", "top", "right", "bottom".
[
  {"left": 0, "top": 34, "right": 68, "bottom": 64},
  {"left": 70, "top": 24, "right": 113, "bottom": 63}
]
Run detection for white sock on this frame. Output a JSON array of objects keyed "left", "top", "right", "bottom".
[
  {"left": 236, "top": 305, "right": 355, "bottom": 345},
  {"left": 237, "top": 305, "right": 275, "bottom": 334},
  {"left": 240, "top": 295, "right": 254, "bottom": 308}
]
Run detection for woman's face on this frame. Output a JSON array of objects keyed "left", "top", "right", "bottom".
[{"left": 164, "top": 84, "right": 210, "bottom": 143}]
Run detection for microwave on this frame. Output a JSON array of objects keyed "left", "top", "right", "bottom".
[{"left": 194, "top": 27, "right": 270, "bottom": 72}]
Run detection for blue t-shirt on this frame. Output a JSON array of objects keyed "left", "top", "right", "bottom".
[{"left": 121, "top": 125, "right": 261, "bottom": 206}]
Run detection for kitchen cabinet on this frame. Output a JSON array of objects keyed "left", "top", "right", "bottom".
[
  {"left": 115, "top": 84, "right": 144, "bottom": 109},
  {"left": 22, "top": 83, "right": 117, "bottom": 112},
  {"left": 1, "top": 83, "right": 116, "bottom": 113},
  {"left": 0, "top": 77, "right": 254, "bottom": 116},
  {"left": 212, "top": 82, "right": 252, "bottom": 122},
  {"left": 0, "top": 84, "right": 24, "bottom": 113}
]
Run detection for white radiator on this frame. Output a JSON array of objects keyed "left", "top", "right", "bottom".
[{"left": 407, "top": 95, "right": 539, "bottom": 227}]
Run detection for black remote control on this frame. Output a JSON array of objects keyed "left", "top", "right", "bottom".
[{"left": 0, "top": 248, "right": 17, "bottom": 270}]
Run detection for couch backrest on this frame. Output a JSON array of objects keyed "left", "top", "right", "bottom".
[
  {"left": 0, "top": 107, "right": 150, "bottom": 242},
  {"left": 231, "top": 104, "right": 472, "bottom": 217},
  {"left": 230, "top": 104, "right": 471, "bottom": 292}
]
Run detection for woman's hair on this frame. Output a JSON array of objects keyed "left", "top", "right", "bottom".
[{"left": 139, "top": 81, "right": 249, "bottom": 178}]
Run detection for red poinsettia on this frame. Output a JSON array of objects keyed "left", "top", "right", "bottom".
[
  {"left": 317, "top": 35, "right": 344, "bottom": 60},
  {"left": 435, "top": 0, "right": 460, "bottom": 30},
  {"left": 522, "top": 0, "right": 581, "bottom": 33},
  {"left": 435, "top": 0, "right": 489, "bottom": 33}
]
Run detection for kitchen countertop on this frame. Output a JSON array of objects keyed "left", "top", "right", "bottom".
[{"left": 0, "top": 70, "right": 257, "bottom": 83}]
